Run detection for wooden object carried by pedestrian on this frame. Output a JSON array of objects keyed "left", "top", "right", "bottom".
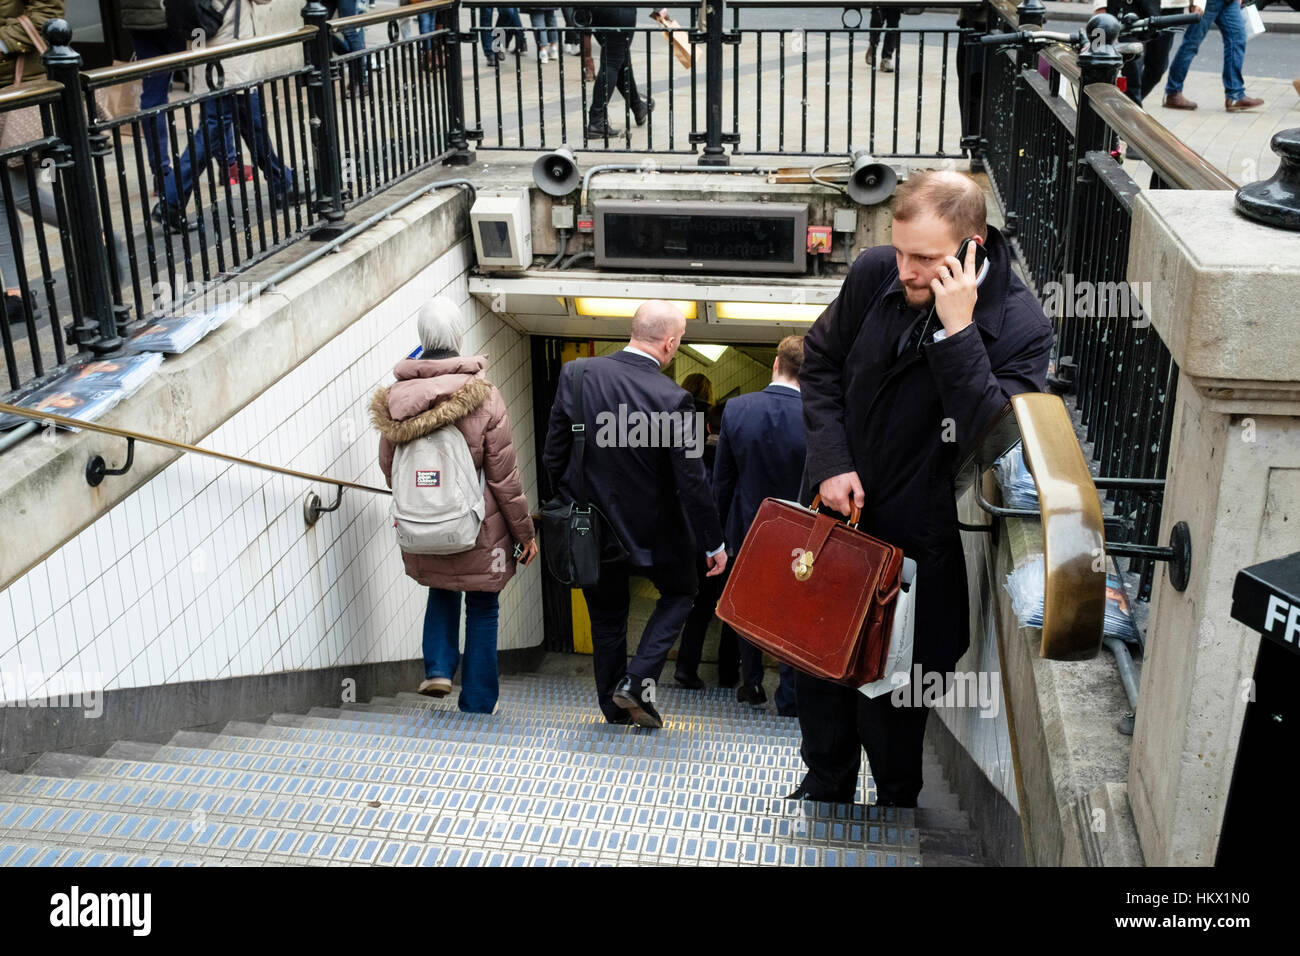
[
  {"left": 716, "top": 495, "right": 905, "bottom": 687},
  {"left": 650, "top": 10, "right": 693, "bottom": 70}
]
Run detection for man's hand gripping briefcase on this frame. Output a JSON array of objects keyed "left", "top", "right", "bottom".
[{"left": 716, "top": 496, "right": 905, "bottom": 686}]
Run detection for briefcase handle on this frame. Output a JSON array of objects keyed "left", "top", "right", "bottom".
[{"left": 809, "top": 493, "right": 861, "bottom": 529}]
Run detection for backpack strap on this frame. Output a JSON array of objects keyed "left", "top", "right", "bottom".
[{"left": 569, "top": 359, "right": 589, "bottom": 509}]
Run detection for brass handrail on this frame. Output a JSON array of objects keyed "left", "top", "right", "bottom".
[
  {"left": 0, "top": 80, "right": 63, "bottom": 108},
  {"left": 1085, "top": 83, "right": 1237, "bottom": 191},
  {"left": 328, "top": 0, "right": 454, "bottom": 32},
  {"left": 0, "top": 402, "right": 391, "bottom": 497},
  {"left": 81, "top": 27, "right": 315, "bottom": 88},
  {"left": 1011, "top": 392, "right": 1106, "bottom": 660}
]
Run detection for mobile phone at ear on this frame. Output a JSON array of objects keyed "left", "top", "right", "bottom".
[{"left": 956, "top": 237, "right": 990, "bottom": 286}]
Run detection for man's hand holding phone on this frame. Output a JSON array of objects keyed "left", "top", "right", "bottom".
[{"left": 931, "top": 238, "right": 982, "bottom": 337}]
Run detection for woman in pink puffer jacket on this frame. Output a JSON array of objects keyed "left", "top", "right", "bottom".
[{"left": 372, "top": 297, "right": 537, "bottom": 712}]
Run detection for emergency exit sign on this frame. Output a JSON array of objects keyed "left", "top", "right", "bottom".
[{"left": 1231, "top": 552, "right": 1300, "bottom": 654}]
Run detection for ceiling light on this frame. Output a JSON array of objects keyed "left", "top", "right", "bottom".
[
  {"left": 714, "top": 301, "right": 826, "bottom": 323},
  {"left": 686, "top": 344, "right": 728, "bottom": 363},
  {"left": 573, "top": 297, "right": 698, "bottom": 319}
]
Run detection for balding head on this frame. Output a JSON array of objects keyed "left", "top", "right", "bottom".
[
  {"left": 628, "top": 300, "right": 687, "bottom": 367},
  {"left": 891, "top": 169, "right": 987, "bottom": 243}
]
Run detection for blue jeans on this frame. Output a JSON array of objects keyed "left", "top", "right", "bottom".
[
  {"left": 1164, "top": 0, "right": 1247, "bottom": 102},
  {"left": 129, "top": 29, "right": 187, "bottom": 187},
  {"left": 479, "top": 7, "right": 525, "bottom": 56},
  {"left": 161, "top": 91, "right": 292, "bottom": 209},
  {"left": 529, "top": 10, "right": 559, "bottom": 47},
  {"left": 423, "top": 588, "right": 501, "bottom": 713},
  {"left": 338, "top": 0, "right": 369, "bottom": 83}
]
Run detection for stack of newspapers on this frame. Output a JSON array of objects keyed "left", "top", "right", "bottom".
[
  {"left": 1004, "top": 554, "right": 1139, "bottom": 642},
  {"left": 0, "top": 352, "right": 164, "bottom": 430}
]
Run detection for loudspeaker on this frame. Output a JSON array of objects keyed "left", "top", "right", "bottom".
[
  {"left": 533, "top": 146, "right": 580, "bottom": 197},
  {"left": 846, "top": 149, "right": 898, "bottom": 206}
]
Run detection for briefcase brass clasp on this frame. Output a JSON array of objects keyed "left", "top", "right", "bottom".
[{"left": 794, "top": 550, "right": 814, "bottom": 582}]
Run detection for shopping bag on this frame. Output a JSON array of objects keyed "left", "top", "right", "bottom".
[
  {"left": 1242, "top": 1, "right": 1266, "bottom": 39},
  {"left": 650, "top": 10, "right": 693, "bottom": 69},
  {"left": 858, "top": 558, "right": 917, "bottom": 698}
]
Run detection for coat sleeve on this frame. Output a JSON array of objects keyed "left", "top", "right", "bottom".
[
  {"left": 378, "top": 436, "right": 394, "bottom": 488},
  {"left": 923, "top": 292, "right": 1054, "bottom": 459},
  {"left": 1, "top": 0, "right": 62, "bottom": 56},
  {"left": 712, "top": 403, "right": 739, "bottom": 543},
  {"left": 799, "top": 259, "right": 871, "bottom": 489},
  {"left": 482, "top": 389, "right": 536, "bottom": 546},
  {"left": 541, "top": 361, "right": 574, "bottom": 492},
  {"left": 669, "top": 389, "right": 724, "bottom": 554}
]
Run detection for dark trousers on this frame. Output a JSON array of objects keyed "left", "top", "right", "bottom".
[
  {"left": 588, "top": 27, "right": 642, "bottom": 123},
  {"left": 869, "top": 8, "right": 901, "bottom": 59},
  {"left": 1120, "top": 32, "right": 1176, "bottom": 106},
  {"left": 583, "top": 559, "right": 698, "bottom": 721},
  {"left": 956, "top": 34, "right": 983, "bottom": 143},
  {"left": 795, "top": 671, "right": 932, "bottom": 806},
  {"left": 162, "top": 92, "right": 292, "bottom": 209},
  {"left": 129, "top": 29, "right": 185, "bottom": 187},
  {"left": 675, "top": 559, "right": 736, "bottom": 682}
]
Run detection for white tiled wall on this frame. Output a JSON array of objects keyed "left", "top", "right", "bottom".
[{"left": 0, "top": 239, "right": 542, "bottom": 704}]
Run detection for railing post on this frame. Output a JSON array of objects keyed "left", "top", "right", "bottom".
[
  {"left": 442, "top": 1, "right": 475, "bottom": 165},
  {"left": 301, "top": 1, "right": 349, "bottom": 237},
  {"left": 41, "top": 19, "right": 120, "bottom": 355},
  {"left": 698, "top": 0, "right": 728, "bottom": 166},
  {"left": 1063, "top": 13, "right": 1122, "bottom": 272}
]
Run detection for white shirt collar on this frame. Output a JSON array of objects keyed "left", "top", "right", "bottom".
[
  {"left": 623, "top": 345, "right": 661, "bottom": 366},
  {"left": 771, "top": 381, "right": 800, "bottom": 392}
]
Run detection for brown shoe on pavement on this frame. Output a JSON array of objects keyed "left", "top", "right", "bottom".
[
  {"left": 1294, "top": 78, "right": 1300, "bottom": 98},
  {"left": 1162, "top": 92, "right": 1197, "bottom": 110},
  {"left": 1225, "top": 96, "right": 1264, "bottom": 111}
]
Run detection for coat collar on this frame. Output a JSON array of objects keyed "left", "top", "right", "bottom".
[
  {"left": 881, "top": 224, "right": 1014, "bottom": 339},
  {"left": 610, "top": 350, "right": 662, "bottom": 371}
]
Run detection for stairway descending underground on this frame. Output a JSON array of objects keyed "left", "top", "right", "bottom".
[{"left": 0, "top": 672, "right": 989, "bottom": 866}]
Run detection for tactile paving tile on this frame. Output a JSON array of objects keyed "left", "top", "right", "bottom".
[{"left": 0, "top": 673, "right": 917, "bottom": 866}]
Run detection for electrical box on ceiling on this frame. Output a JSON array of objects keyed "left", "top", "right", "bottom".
[
  {"left": 471, "top": 192, "right": 532, "bottom": 269},
  {"left": 592, "top": 200, "right": 809, "bottom": 274}
]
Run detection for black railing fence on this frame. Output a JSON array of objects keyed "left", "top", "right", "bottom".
[
  {"left": 461, "top": 1, "right": 975, "bottom": 158},
  {"left": 975, "top": 0, "right": 1234, "bottom": 597},
  {"left": 0, "top": 2, "right": 465, "bottom": 405}
]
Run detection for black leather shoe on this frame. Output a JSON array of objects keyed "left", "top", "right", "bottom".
[
  {"left": 785, "top": 786, "right": 812, "bottom": 800},
  {"left": 585, "top": 118, "right": 622, "bottom": 139},
  {"left": 151, "top": 201, "right": 197, "bottom": 233},
  {"left": 270, "top": 182, "right": 304, "bottom": 212},
  {"left": 674, "top": 671, "right": 704, "bottom": 690},
  {"left": 605, "top": 712, "right": 631, "bottom": 725},
  {"left": 737, "top": 684, "right": 767, "bottom": 706},
  {"left": 632, "top": 96, "right": 654, "bottom": 126},
  {"left": 612, "top": 675, "right": 663, "bottom": 729}
]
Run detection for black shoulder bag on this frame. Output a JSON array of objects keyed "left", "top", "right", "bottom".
[{"left": 541, "top": 360, "right": 627, "bottom": 588}]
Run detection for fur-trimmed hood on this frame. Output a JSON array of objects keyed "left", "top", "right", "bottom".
[{"left": 371, "top": 355, "right": 494, "bottom": 444}]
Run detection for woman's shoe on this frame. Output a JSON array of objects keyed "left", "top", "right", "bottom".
[{"left": 418, "top": 677, "right": 452, "bottom": 698}]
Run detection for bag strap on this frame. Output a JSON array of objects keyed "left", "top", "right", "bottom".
[
  {"left": 17, "top": 16, "right": 47, "bottom": 55},
  {"left": 568, "top": 359, "right": 589, "bottom": 508}
]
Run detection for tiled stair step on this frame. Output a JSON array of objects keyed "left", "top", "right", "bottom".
[
  {"left": 0, "top": 837, "right": 211, "bottom": 868},
  {"left": 0, "top": 772, "right": 918, "bottom": 867},
  {"left": 295, "top": 706, "right": 802, "bottom": 751},
  {"left": 285, "top": 707, "right": 804, "bottom": 760},
  {"left": 338, "top": 695, "right": 801, "bottom": 734},
  {"left": 6, "top": 749, "right": 914, "bottom": 844},
  {"left": 135, "top": 733, "right": 806, "bottom": 791},
  {"left": 383, "top": 688, "right": 798, "bottom": 725},
  {"left": 196, "top": 719, "right": 842, "bottom": 801},
  {"left": 55, "top": 738, "right": 820, "bottom": 811},
  {"left": 259, "top": 719, "right": 816, "bottom": 795}
]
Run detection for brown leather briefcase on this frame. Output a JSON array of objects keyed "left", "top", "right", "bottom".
[{"left": 716, "top": 496, "right": 905, "bottom": 687}]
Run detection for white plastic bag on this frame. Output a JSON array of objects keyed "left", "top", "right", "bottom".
[
  {"left": 859, "top": 557, "right": 918, "bottom": 699},
  {"left": 1242, "top": 1, "right": 1266, "bottom": 40}
]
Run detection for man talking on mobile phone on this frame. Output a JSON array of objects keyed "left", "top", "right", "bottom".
[{"left": 792, "top": 170, "right": 1053, "bottom": 806}]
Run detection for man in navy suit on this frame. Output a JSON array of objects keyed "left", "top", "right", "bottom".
[
  {"left": 543, "top": 301, "right": 727, "bottom": 728},
  {"left": 712, "top": 335, "right": 807, "bottom": 716}
]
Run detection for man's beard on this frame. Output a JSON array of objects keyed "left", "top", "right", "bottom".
[{"left": 903, "top": 285, "right": 934, "bottom": 309}]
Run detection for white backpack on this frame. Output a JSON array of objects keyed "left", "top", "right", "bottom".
[{"left": 390, "top": 424, "right": 486, "bottom": 554}]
